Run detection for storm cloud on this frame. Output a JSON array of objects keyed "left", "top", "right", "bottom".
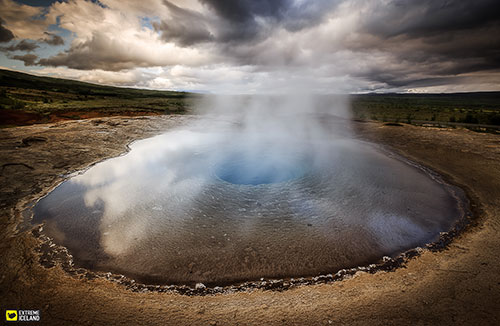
[
  {"left": 155, "top": 0, "right": 338, "bottom": 45},
  {"left": 0, "top": 18, "right": 14, "bottom": 43},
  {"left": 350, "top": 0, "right": 500, "bottom": 88},
  {"left": 10, "top": 53, "right": 38, "bottom": 66},
  {"left": 42, "top": 32, "right": 64, "bottom": 46},
  {"left": 1, "top": 39, "right": 39, "bottom": 52},
  {"left": 363, "top": 0, "right": 500, "bottom": 38},
  {"left": 1, "top": 0, "right": 499, "bottom": 92},
  {"left": 153, "top": 1, "right": 214, "bottom": 46}
]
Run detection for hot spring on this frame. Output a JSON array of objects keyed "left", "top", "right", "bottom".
[{"left": 31, "top": 96, "right": 465, "bottom": 286}]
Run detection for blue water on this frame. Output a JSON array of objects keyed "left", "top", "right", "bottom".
[
  {"left": 215, "top": 150, "right": 308, "bottom": 185},
  {"left": 32, "top": 126, "right": 465, "bottom": 286}
]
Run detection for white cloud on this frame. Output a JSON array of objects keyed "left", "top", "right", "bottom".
[
  {"left": 36, "top": 66, "right": 144, "bottom": 86},
  {"left": 0, "top": 0, "right": 52, "bottom": 39},
  {"left": 2, "top": 0, "right": 499, "bottom": 93},
  {"left": 39, "top": 0, "right": 214, "bottom": 71}
]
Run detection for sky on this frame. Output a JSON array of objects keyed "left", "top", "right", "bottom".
[{"left": 0, "top": 0, "right": 499, "bottom": 93}]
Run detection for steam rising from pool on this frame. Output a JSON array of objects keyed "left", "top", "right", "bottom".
[{"left": 32, "top": 94, "right": 464, "bottom": 286}]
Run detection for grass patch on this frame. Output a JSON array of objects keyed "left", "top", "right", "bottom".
[
  {"left": 351, "top": 93, "right": 500, "bottom": 126},
  {"left": 0, "top": 69, "right": 197, "bottom": 126}
]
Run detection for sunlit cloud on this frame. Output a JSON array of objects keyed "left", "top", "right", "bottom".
[{"left": 1, "top": 0, "right": 499, "bottom": 93}]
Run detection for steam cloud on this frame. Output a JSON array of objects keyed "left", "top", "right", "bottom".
[{"left": 34, "top": 94, "right": 461, "bottom": 285}]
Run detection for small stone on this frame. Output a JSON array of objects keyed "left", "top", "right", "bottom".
[
  {"left": 382, "top": 256, "right": 392, "bottom": 263},
  {"left": 195, "top": 283, "right": 206, "bottom": 290}
]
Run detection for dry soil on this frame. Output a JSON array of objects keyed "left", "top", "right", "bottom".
[{"left": 1, "top": 116, "right": 499, "bottom": 325}]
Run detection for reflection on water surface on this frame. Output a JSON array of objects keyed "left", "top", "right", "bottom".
[{"left": 33, "top": 122, "right": 463, "bottom": 285}]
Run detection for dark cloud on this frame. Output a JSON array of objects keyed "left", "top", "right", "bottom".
[
  {"left": 10, "top": 53, "right": 38, "bottom": 66},
  {"left": 349, "top": 0, "right": 500, "bottom": 89},
  {"left": 0, "top": 17, "right": 14, "bottom": 43},
  {"left": 199, "top": 0, "right": 288, "bottom": 23},
  {"left": 155, "top": 0, "right": 338, "bottom": 45},
  {"left": 0, "top": 39, "right": 39, "bottom": 52},
  {"left": 279, "top": 1, "right": 340, "bottom": 32},
  {"left": 200, "top": 0, "right": 337, "bottom": 32},
  {"left": 364, "top": 0, "right": 500, "bottom": 38},
  {"left": 42, "top": 32, "right": 64, "bottom": 46},
  {"left": 4, "top": 0, "right": 499, "bottom": 91},
  {"left": 202, "top": 0, "right": 500, "bottom": 90},
  {"left": 154, "top": 1, "right": 214, "bottom": 46}
]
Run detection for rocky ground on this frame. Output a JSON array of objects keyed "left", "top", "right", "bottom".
[{"left": 1, "top": 116, "right": 499, "bottom": 325}]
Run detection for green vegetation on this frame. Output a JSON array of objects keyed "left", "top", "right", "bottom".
[
  {"left": 0, "top": 69, "right": 195, "bottom": 126},
  {"left": 352, "top": 93, "right": 500, "bottom": 126},
  {"left": 2, "top": 69, "right": 500, "bottom": 130}
]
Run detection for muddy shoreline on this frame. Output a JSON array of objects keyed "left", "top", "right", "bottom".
[
  {"left": 27, "top": 135, "right": 472, "bottom": 294},
  {"left": 1, "top": 116, "right": 499, "bottom": 325}
]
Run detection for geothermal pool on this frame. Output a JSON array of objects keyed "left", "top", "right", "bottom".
[{"left": 32, "top": 120, "right": 464, "bottom": 286}]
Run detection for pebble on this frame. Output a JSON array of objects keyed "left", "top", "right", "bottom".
[{"left": 195, "top": 283, "right": 206, "bottom": 290}]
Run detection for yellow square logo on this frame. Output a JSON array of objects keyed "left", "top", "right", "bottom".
[{"left": 6, "top": 310, "right": 18, "bottom": 321}]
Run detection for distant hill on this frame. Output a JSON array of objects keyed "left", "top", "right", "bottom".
[
  {"left": 0, "top": 69, "right": 194, "bottom": 126},
  {"left": 352, "top": 92, "right": 500, "bottom": 126},
  {"left": 352, "top": 91, "right": 500, "bottom": 110},
  {"left": 1, "top": 68, "right": 499, "bottom": 127},
  {"left": 0, "top": 69, "right": 187, "bottom": 98}
]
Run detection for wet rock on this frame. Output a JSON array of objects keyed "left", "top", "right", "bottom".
[
  {"left": 91, "top": 119, "right": 105, "bottom": 125},
  {"left": 52, "top": 161, "right": 69, "bottom": 169},
  {"left": 21, "top": 136, "right": 47, "bottom": 147}
]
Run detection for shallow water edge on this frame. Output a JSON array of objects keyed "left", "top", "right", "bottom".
[{"left": 22, "top": 127, "right": 472, "bottom": 295}]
